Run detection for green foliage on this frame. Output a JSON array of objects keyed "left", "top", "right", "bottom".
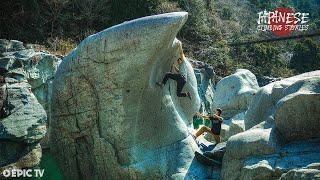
[
  {"left": 177, "top": 0, "right": 211, "bottom": 41},
  {"left": 110, "top": 0, "right": 160, "bottom": 26},
  {"left": 290, "top": 38, "right": 320, "bottom": 73},
  {"left": 231, "top": 43, "right": 294, "bottom": 78},
  {"left": 220, "top": 7, "right": 232, "bottom": 20},
  {"left": 0, "top": 0, "right": 112, "bottom": 43},
  {"left": 248, "top": 0, "right": 294, "bottom": 10},
  {"left": 248, "top": 0, "right": 274, "bottom": 10}
]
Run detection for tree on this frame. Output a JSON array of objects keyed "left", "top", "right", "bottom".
[{"left": 290, "top": 38, "right": 320, "bottom": 73}]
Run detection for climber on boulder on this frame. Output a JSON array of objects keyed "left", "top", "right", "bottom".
[
  {"left": 191, "top": 108, "right": 223, "bottom": 144},
  {"left": 156, "top": 41, "right": 191, "bottom": 100}
]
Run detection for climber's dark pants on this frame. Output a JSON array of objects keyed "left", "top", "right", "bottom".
[{"left": 162, "top": 73, "right": 187, "bottom": 97}]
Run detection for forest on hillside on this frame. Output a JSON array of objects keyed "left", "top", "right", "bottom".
[{"left": 1, "top": 0, "right": 319, "bottom": 80}]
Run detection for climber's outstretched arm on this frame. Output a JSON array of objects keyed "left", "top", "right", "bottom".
[{"left": 195, "top": 112, "right": 210, "bottom": 120}]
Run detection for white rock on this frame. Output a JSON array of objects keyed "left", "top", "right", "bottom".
[
  {"left": 274, "top": 76, "right": 320, "bottom": 141},
  {"left": 220, "top": 112, "right": 245, "bottom": 142},
  {"left": 221, "top": 128, "right": 279, "bottom": 180},
  {"left": 213, "top": 69, "right": 259, "bottom": 119},
  {"left": 50, "top": 12, "right": 212, "bottom": 179},
  {"left": 245, "top": 70, "right": 320, "bottom": 130}
]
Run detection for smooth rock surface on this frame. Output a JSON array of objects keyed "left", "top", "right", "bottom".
[
  {"left": 274, "top": 77, "right": 320, "bottom": 141},
  {"left": 245, "top": 70, "right": 320, "bottom": 130},
  {"left": 50, "top": 12, "right": 211, "bottom": 179},
  {"left": 213, "top": 69, "right": 259, "bottom": 118},
  {"left": 240, "top": 159, "right": 279, "bottom": 180},
  {"left": 221, "top": 70, "right": 320, "bottom": 180},
  {"left": 220, "top": 128, "right": 280, "bottom": 180},
  {"left": 221, "top": 136, "right": 320, "bottom": 180},
  {"left": 220, "top": 112, "right": 245, "bottom": 142}
]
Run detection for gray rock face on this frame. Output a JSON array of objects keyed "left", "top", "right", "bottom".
[
  {"left": 280, "top": 168, "right": 320, "bottom": 180},
  {"left": 50, "top": 12, "right": 213, "bottom": 179},
  {"left": 274, "top": 77, "right": 320, "bottom": 141},
  {"left": 0, "top": 81, "right": 46, "bottom": 171},
  {"left": 221, "top": 70, "right": 320, "bottom": 180},
  {"left": 191, "top": 60, "right": 215, "bottom": 113},
  {"left": 203, "top": 142, "right": 226, "bottom": 163},
  {"left": 0, "top": 39, "right": 61, "bottom": 121},
  {"left": 0, "top": 40, "right": 60, "bottom": 150},
  {"left": 213, "top": 69, "right": 259, "bottom": 119},
  {"left": 245, "top": 70, "right": 320, "bottom": 130},
  {"left": 222, "top": 134, "right": 320, "bottom": 180},
  {"left": 220, "top": 112, "right": 245, "bottom": 142}
]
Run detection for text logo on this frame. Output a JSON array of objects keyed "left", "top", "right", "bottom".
[
  {"left": 257, "top": 7, "right": 309, "bottom": 37},
  {"left": 2, "top": 169, "right": 44, "bottom": 178}
]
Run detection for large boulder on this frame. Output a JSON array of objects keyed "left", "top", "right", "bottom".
[
  {"left": 213, "top": 69, "right": 259, "bottom": 118},
  {"left": 274, "top": 76, "right": 320, "bottom": 142},
  {"left": 50, "top": 12, "right": 213, "bottom": 179},
  {"left": 280, "top": 168, "right": 320, "bottom": 180},
  {"left": 280, "top": 163, "right": 320, "bottom": 180},
  {"left": 221, "top": 131, "right": 320, "bottom": 180},
  {"left": 0, "top": 81, "right": 47, "bottom": 172},
  {"left": 240, "top": 159, "right": 279, "bottom": 180},
  {"left": 245, "top": 70, "right": 320, "bottom": 130},
  {"left": 221, "top": 128, "right": 280, "bottom": 180},
  {"left": 221, "top": 70, "right": 320, "bottom": 180},
  {"left": 0, "top": 40, "right": 61, "bottom": 149},
  {"left": 0, "top": 39, "right": 61, "bottom": 121}
]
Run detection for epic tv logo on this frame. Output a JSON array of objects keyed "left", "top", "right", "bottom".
[
  {"left": 2, "top": 169, "right": 44, "bottom": 178},
  {"left": 257, "top": 7, "right": 309, "bottom": 37}
]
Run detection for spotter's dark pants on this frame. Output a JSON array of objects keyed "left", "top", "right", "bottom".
[{"left": 162, "top": 73, "right": 187, "bottom": 97}]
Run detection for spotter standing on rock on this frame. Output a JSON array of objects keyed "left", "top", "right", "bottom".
[
  {"left": 156, "top": 41, "right": 191, "bottom": 100},
  {"left": 192, "top": 108, "right": 223, "bottom": 144}
]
